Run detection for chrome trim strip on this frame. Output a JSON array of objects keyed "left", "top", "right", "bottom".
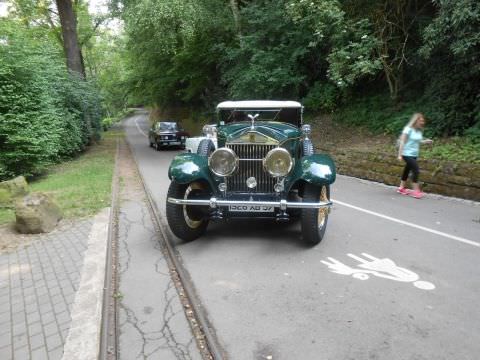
[{"left": 167, "top": 197, "right": 332, "bottom": 209}]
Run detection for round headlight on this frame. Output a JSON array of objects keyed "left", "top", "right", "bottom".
[
  {"left": 263, "top": 148, "right": 293, "bottom": 177},
  {"left": 208, "top": 147, "right": 238, "bottom": 177}
]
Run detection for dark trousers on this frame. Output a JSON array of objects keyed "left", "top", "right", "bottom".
[{"left": 401, "top": 156, "right": 419, "bottom": 183}]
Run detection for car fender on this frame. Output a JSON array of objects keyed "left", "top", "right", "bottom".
[
  {"left": 300, "top": 154, "right": 337, "bottom": 185},
  {"left": 168, "top": 153, "right": 216, "bottom": 189},
  {"left": 298, "top": 154, "right": 336, "bottom": 186}
]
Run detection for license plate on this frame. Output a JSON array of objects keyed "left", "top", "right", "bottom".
[{"left": 229, "top": 204, "right": 274, "bottom": 212}]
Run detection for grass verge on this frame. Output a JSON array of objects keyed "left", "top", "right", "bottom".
[{"left": 0, "top": 130, "right": 121, "bottom": 226}]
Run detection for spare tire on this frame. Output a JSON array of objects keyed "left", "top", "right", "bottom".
[{"left": 197, "top": 139, "right": 215, "bottom": 156}]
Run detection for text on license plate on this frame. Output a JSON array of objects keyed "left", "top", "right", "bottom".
[{"left": 229, "top": 205, "right": 274, "bottom": 212}]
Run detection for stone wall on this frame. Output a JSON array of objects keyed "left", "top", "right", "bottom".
[{"left": 318, "top": 147, "right": 480, "bottom": 201}]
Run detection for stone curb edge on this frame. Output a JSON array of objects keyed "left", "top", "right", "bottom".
[{"left": 61, "top": 207, "right": 111, "bottom": 360}]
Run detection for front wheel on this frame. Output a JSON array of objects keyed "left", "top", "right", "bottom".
[
  {"left": 166, "top": 181, "right": 210, "bottom": 241},
  {"left": 301, "top": 183, "right": 330, "bottom": 245}
]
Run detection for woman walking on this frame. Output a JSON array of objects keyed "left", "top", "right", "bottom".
[{"left": 397, "top": 113, "right": 432, "bottom": 199}]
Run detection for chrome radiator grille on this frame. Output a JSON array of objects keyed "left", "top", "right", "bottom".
[{"left": 226, "top": 144, "right": 277, "bottom": 192}]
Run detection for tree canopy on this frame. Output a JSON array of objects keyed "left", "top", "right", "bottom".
[{"left": 115, "top": 0, "right": 479, "bottom": 137}]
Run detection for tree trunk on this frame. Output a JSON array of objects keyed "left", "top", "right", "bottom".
[
  {"left": 55, "top": 0, "right": 85, "bottom": 78},
  {"left": 229, "top": 0, "right": 242, "bottom": 40}
]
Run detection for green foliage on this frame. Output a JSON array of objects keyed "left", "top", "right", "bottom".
[
  {"left": 333, "top": 94, "right": 423, "bottom": 134},
  {"left": 115, "top": 0, "right": 479, "bottom": 140},
  {"left": 102, "top": 117, "right": 115, "bottom": 131},
  {"left": 223, "top": 0, "right": 310, "bottom": 99},
  {"left": 84, "top": 31, "right": 130, "bottom": 115},
  {"left": 418, "top": 0, "right": 480, "bottom": 136},
  {"left": 303, "top": 82, "right": 342, "bottom": 112},
  {"left": 0, "top": 20, "right": 102, "bottom": 181},
  {"left": 422, "top": 139, "right": 480, "bottom": 164},
  {"left": 121, "top": 0, "right": 231, "bottom": 107},
  {"left": 420, "top": 0, "right": 480, "bottom": 64},
  {"left": 101, "top": 109, "right": 134, "bottom": 131},
  {"left": 465, "top": 121, "right": 480, "bottom": 141},
  {"left": 326, "top": 20, "right": 382, "bottom": 88},
  {"left": 287, "top": 0, "right": 381, "bottom": 89}
]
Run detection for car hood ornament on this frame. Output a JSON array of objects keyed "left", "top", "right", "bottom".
[{"left": 248, "top": 113, "right": 259, "bottom": 130}]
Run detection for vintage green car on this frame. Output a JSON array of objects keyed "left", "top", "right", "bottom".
[{"left": 166, "top": 101, "right": 336, "bottom": 245}]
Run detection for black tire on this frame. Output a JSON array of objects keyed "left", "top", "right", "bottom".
[
  {"left": 301, "top": 183, "right": 330, "bottom": 245},
  {"left": 156, "top": 142, "right": 162, "bottom": 151},
  {"left": 166, "top": 181, "right": 210, "bottom": 241},
  {"left": 197, "top": 139, "right": 215, "bottom": 156},
  {"left": 303, "top": 139, "right": 315, "bottom": 156},
  {"left": 287, "top": 190, "right": 302, "bottom": 218}
]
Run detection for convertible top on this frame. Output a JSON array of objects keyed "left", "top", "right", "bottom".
[{"left": 217, "top": 100, "right": 302, "bottom": 110}]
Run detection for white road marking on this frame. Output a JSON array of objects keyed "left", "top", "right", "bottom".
[
  {"left": 414, "top": 281, "right": 436, "bottom": 290},
  {"left": 321, "top": 252, "right": 435, "bottom": 290},
  {"left": 134, "top": 117, "right": 148, "bottom": 138},
  {"left": 332, "top": 199, "right": 479, "bottom": 248}
]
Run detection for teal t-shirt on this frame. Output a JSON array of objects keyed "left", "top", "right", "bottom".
[{"left": 402, "top": 126, "right": 423, "bottom": 157}]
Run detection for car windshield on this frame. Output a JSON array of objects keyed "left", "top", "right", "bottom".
[
  {"left": 219, "top": 108, "right": 301, "bottom": 126},
  {"left": 158, "top": 122, "right": 178, "bottom": 131}
]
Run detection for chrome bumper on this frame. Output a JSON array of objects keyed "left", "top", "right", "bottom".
[{"left": 167, "top": 197, "right": 332, "bottom": 210}]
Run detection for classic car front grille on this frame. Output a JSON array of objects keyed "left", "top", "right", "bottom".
[{"left": 226, "top": 144, "right": 277, "bottom": 193}]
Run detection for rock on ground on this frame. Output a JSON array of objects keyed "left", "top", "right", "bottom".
[
  {"left": 15, "top": 192, "right": 62, "bottom": 234},
  {"left": 0, "top": 176, "right": 29, "bottom": 208}
]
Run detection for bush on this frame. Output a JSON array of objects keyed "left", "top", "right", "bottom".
[
  {"left": 465, "top": 121, "right": 480, "bottom": 141},
  {"left": 303, "top": 82, "right": 342, "bottom": 113},
  {"left": 0, "top": 20, "right": 102, "bottom": 181},
  {"left": 331, "top": 92, "right": 472, "bottom": 139},
  {"left": 102, "top": 117, "right": 115, "bottom": 131}
]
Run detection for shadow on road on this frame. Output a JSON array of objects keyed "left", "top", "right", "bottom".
[{"left": 174, "top": 218, "right": 316, "bottom": 250}]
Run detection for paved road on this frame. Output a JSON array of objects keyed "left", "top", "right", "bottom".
[
  {"left": 126, "top": 112, "right": 480, "bottom": 360},
  {"left": 116, "top": 139, "right": 202, "bottom": 360}
]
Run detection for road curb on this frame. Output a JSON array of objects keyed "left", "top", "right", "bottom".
[{"left": 61, "top": 207, "right": 111, "bottom": 360}]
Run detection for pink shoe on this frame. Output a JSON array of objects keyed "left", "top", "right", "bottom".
[
  {"left": 409, "top": 190, "right": 424, "bottom": 199},
  {"left": 397, "top": 187, "right": 410, "bottom": 195}
]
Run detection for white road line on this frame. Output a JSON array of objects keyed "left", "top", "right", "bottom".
[
  {"left": 135, "top": 117, "right": 148, "bottom": 138},
  {"left": 332, "top": 199, "right": 479, "bottom": 248}
]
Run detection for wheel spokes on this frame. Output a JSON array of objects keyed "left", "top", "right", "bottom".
[
  {"left": 317, "top": 186, "right": 328, "bottom": 228},
  {"left": 183, "top": 182, "right": 206, "bottom": 229}
]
